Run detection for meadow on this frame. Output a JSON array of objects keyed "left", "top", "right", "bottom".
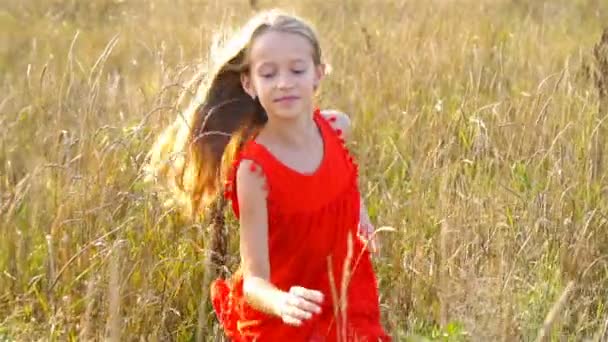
[{"left": 1, "top": 0, "right": 608, "bottom": 340}]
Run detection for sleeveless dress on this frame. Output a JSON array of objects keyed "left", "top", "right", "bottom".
[{"left": 210, "top": 109, "right": 391, "bottom": 341}]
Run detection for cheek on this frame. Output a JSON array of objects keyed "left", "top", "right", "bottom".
[
  {"left": 306, "top": 71, "right": 317, "bottom": 86},
  {"left": 253, "top": 78, "right": 271, "bottom": 93},
  {"left": 304, "top": 74, "right": 317, "bottom": 90}
]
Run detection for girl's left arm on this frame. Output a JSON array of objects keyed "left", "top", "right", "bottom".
[{"left": 320, "top": 109, "right": 379, "bottom": 254}]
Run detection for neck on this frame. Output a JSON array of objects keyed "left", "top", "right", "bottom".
[{"left": 261, "top": 107, "right": 316, "bottom": 148}]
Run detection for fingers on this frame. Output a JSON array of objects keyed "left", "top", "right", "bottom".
[
  {"left": 369, "top": 237, "right": 378, "bottom": 253},
  {"left": 280, "top": 287, "right": 324, "bottom": 326},
  {"left": 285, "top": 297, "right": 312, "bottom": 321},
  {"left": 358, "top": 230, "right": 378, "bottom": 254},
  {"left": 358, "top": 222, "right": 379, "bottom": 253},
  {"left": 282, "top": 315, "right": 302, "bottom": 326},
  {"left": 290, "top": 286, "right": 324, "bottom": 305},
  {"left": 375, "top": 236, "right": 382, "bottom": 253},
  {"left": 287, "top": 290, "right": 322, "bottom": 314}
]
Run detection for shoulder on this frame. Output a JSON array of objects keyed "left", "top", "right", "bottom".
[
  {"left": 320, "top": 109, "right": 352, "bottom": 140},
  {"left": 233, "top": 159, "right": 269, "bottom": 217},
  {"left": 235, "top": 159, "right": 268, "bottom": 198}
]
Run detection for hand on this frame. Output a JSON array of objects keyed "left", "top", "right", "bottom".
[
  {"left": 275, "top": 286, "right": 324, "bottom": 326},
  {"left": 358, "top": 221, "right": 381, "bottom": 254}
]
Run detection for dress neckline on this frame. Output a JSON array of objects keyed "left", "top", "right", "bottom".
[{"left": 249, "top": 110, "right": 327, "bottom": 178}]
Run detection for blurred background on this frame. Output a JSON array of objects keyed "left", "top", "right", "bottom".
[{"left": 1, "top": 0, "right": 608, "bottom": 340}]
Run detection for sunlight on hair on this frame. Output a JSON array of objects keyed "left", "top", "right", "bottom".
[{"left": 144, "top": 9, "right": 327, "bottom": 218}]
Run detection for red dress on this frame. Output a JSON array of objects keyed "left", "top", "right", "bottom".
[{"left": 211, "top": 109, "right": 391, "bottom": 341}]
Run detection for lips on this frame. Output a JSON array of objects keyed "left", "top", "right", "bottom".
[{"left": 274, "top": 96, "right": 299, "bottom": 102}]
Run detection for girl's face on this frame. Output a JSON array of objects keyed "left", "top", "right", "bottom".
[{"left": 242, "top": 30, "right": 323, "bottom": 120}]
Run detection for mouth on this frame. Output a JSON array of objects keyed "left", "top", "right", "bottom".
[{"left": 274, "top": 96, "right": 300, "bottom": 103}]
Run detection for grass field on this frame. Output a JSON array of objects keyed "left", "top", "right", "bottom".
[{"left": 2, "top": 0, "right": 608, "bottom": 340}]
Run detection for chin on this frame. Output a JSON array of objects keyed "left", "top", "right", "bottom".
[{"left": 268, "top": 103, "right": 309, "bottom": 120}]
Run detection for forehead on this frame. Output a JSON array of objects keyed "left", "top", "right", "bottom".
[{"left": 249, "top": 30, "right": 314, "bottom": 65}]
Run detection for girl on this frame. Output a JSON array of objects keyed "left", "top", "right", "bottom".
[{"left": 147, "top": 9, "right": 389, "bottom": 341}]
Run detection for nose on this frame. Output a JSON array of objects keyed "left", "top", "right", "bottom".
[{"left": 276, "top": 72, "right": 294, "bottom": 90}]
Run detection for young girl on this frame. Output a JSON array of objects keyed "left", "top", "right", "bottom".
[{"left": 147, "top": 9, "right": 390, "bottom": 341}]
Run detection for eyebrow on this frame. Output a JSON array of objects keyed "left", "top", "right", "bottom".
[{"left": 256, "top": 58, "right": 308, "bottom": 69}]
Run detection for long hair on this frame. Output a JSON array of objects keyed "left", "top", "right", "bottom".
[{"left": 145, "top": 9, "right": 325, "bottom": 218}]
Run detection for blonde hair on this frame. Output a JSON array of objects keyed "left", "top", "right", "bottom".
[{"left": 145, "top": 9, "right": 325, "bottom": 218}]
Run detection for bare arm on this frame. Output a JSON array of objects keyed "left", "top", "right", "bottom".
[
  {"left": 237, "top": 160, "right": 324, "bottom": 325},
  {"left": 236, "top": 159, "right": 280, "bottom": 315}
]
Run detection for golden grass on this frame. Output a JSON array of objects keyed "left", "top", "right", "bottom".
[{"left": 1, "top": 0, "right": 608, "bottom": 340}]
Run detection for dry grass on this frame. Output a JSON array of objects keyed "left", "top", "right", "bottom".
[{"left": 1, "top": 0, "right": 608, "bottom": 340}]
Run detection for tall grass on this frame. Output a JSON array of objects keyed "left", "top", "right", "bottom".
[{"left": 1, "top": 0, "right": 608, "bottom": 340}]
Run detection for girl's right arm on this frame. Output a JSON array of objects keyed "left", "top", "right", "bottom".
[{"left": 236, "top": 160, "right": 324, "bottom": 326}]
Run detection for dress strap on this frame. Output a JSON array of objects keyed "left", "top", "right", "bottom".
[{"left": 315, "top": 109, "right": 360, "bottom": 180}]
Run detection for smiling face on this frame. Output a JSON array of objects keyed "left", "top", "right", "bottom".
[{"left": 241, "top": 30, "right": 324, "bottom": 120}]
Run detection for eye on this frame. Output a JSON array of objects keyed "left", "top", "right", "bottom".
[
  {"left": 261, "top": 73, "right": 275, "bottom": 79},
  {"left": 292, "top": 69, "right": 305, "bottom": 74}
]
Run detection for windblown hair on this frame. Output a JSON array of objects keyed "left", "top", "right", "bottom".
[{"left": 145, "top": 9, "right": 325, "bottom": 217}]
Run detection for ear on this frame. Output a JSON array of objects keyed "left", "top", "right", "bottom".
[
  {"left": 240, "top": 73, "right": 256, "bottom": 98},
  {"left": 313, "top": 64, "right": 325, "bottom": 90}
]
